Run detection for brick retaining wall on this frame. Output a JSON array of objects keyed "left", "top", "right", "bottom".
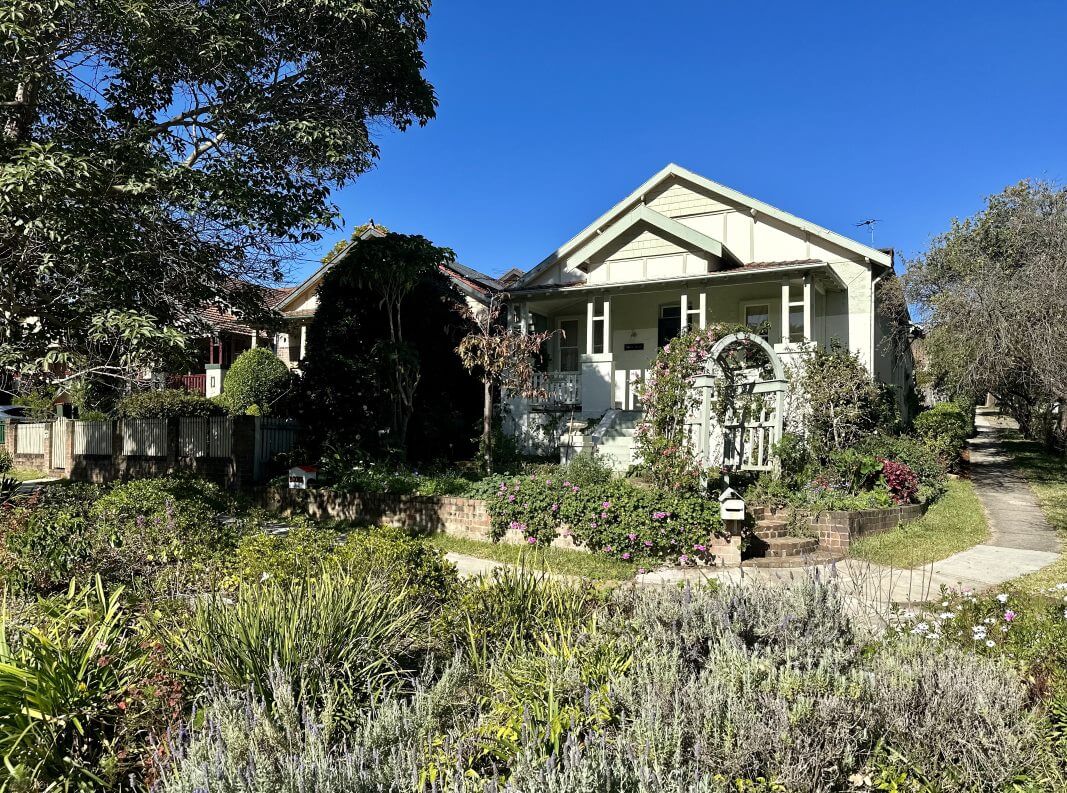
[
  {"left": 812, "top": 503, "right": 927, "bottom": 553},
  {"left": 263, "top": 486, "right": 494, "bottom": 539}
]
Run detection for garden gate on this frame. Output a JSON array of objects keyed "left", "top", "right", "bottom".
[{"left": 691, "top": 332, "right": 787, "bottom": 473}]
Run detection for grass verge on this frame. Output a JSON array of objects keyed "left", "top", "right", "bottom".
[
  {"left": 848, "top": 478, "right": 989, "bottom": 568},
  {"left": 428, "top": 534, "right": 635, "bottom": 581},
  {"left": 1000, "top": 429, "right": 1067, "bottom": 592}
]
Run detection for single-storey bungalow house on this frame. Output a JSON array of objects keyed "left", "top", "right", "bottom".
[{"left": 500, "top": 164, "right": 913, "bottom": 468}]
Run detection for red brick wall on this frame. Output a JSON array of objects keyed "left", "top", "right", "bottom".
[{"left": 811, "top": 503, "right": 927, "bottom": 553}]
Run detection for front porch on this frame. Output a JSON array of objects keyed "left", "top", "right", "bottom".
[{"left": 511, "top": 264, "right": 841, "bottom": 418}]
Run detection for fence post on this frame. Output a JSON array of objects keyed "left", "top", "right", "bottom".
[
  {"left": 1, "top": 420, "right": 12, "bottom": 458},
  {"left": 113, "top": 419, "right": 124, "bottom": 481},
  {"left": 42, "top": 421, "right": 53, "bottom": 471},
  {"left": 64, "top": 419, "right": 75, "bottom": 474}
]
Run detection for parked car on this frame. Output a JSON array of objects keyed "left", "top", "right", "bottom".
[{"left": 0, "top": 405, "right": 29, "bottom": 422}]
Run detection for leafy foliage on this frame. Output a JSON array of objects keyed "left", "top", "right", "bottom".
[
  {"left": 906, "top": 180, "right": 1067, "bottom": 445},
  {"left": 116, "top": 389, "right": 225, "bottom": 419},
  {"left": 0, "top": 578, "right": 147, "bottom": 790},
  {"left": 167, "top": 565, "right": 426, "bottom": 713},
  {"left": 633, "top": 324, "right": 757, "bottom": 491},
  {"left": 913, "top": 401, "right": 970, "bottom": 463},
  {"left": 487, "top": 465, "right": 726, "bottom": 566},
  {"left": 1, "top": 0, "right": 436, "bottom": 388},
  {"left": 299, "top": 232, "right": 480, "bottom": 462},
  {"left": 221, "top": 347, "right": 293, "bottom": 415},
  {"left": 796, "top": 341, "right": 895, "bottom": 456}
]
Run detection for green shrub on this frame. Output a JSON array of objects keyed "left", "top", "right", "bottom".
[
  {"left": 0, "top": 446, "right": 11, "bottom": 473},
  {"left": 0, "top": 578, "right": 147, "bottom": 790},
  {"left": 854, "top": 433, "right": 949, "bottom": 502},
  {"left": 223, "top": 347, "right": 293, "bottom": 415},
  {"left": 168, "top": 565, "right": 426, "bottom": 711},
  {"left": 90, "top": 476, "right": 247, "bottom": 576},
  {"left": 913, "top": 401, "right": 970, "bottom": 461},
  {"left": 233, "top": 525, "right": 458, "bottom": 607},
  {"left": 487, "top": 470, "right": 726, "bottom": 566},
  {"left": 117, "top": 388, "right": 226, "bottom": 418}
]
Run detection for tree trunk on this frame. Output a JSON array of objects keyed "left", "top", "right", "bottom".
[{"left": 482, "top": 376, "right": 493, "bottom": 472}]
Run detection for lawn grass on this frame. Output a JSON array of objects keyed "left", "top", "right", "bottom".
[
  {"left": 848, "top": 478, "right": 989, "bottom": 568},
  {"left": 5, "top": 468, "right": 49, "bottom": 482},
  {"left": 999, "top": 429, "right": 1067, "bottom": 592},
  {"left": 428, "top": 534, "right": 635, "bottom": 581}
]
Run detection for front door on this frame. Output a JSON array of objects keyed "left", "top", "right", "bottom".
[{"left": 657, "top": 304, "right": 681, "bottom": 348}]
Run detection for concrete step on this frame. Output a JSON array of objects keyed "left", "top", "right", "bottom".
[{"left": 764, "top": 536, "right": 818, "bottom": 558}]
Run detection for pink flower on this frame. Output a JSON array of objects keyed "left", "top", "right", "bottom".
[
  {"left": 563, "top": 481, "right": 571, "bottom": 487},
  {"left": 602, "top": 501, "right": 612, "bottom": 509},
  {"left": 637, "top": 567, "right": 646, "bottom": 574},
  {"left": 507, "top": 494, "right": 515, "bottom": 502},
  {"left": 622, "top": 552, "right": 631, "bottom": 560},
  {"left": 550, "top": 503, "right": 559, "bottom": 512},
  {"left": 604, "top": 545, "right": 613, "bottom": 553},
  {"left": 627, "top": 533, "right": 637, "bottom": 542},
  {"left": 643, "top": 540, "right": 653, "bottom": 547},
  {"left": 600, "top": 511, "right": 608, "bottom": 519},
  {"left": 693, "top": 544, "right": 706, "bottom": 552},
  {"left": 572, "top": 486, "right": 580, "bottom": 493},
  {"left": 1004, "top": 610, "right": 1016, "bottom": 622},
  {"left": 526, "top": 536, "right": 537, "bottom": 544},
  {"left": 678, "top": 554, "right": 690, "bottom": 565}
]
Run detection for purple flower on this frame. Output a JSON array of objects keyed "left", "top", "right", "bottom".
[
  {"left": 643, "top": 540, "right": 653, "bottom": 547},
  {"left": 602, "top": 501, "right": 612, "bottom": 509},
  {"left": 652, "top": 511, "right": 668, "bottom": 521},
  {"left": 563, "top": 481, "right": 571, "bottom": 487},
  {"left": 622, "top": 552, "right": 631, "bottom": 560},
  {"left": 550, "top": 503, "right": 559, "bottom": 512},
  {"left": 507, "top": 494, "right": 515, "bottom": 502},
  {"left": 678, "top": 554, "right": 690, "bottom": 565},
  {"left": 627, "top": 533, "right": 637, "bottom": 542},
  {"left": 603, "top": 545, "right": 613, "bottom": 553},
  {"left": 572, "top": 486, "right": 580, "bottom": 494},
  {"left": 1004, "top": 610, "right": 1017, "bottom": 622},
  {"left": 693, "top": 544, "right": 706, "bottom": 552},
  {"left": 546, "top": 479, "right": 553, "bottom": 485},
  {"left": 600, "top": 511, "right": 608, "bottom": 519},
  {"left": 526, "top": 536, "right": 538, "bottom": 544},
  {"left": 637, "top": 567, "right": 647, "bottom": 574}
]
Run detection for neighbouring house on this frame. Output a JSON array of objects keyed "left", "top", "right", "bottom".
[
  {"left": 501, "top": 163, "right": 915, "bottom": 469},
  {"left": 170, "top": 224, "right": 501, "bottom": 395}
]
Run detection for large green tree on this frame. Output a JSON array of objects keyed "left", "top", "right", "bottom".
[
  {"left": 299, "top": 232, "right": 481, "bottom": 462},
  {"left": 906, "top": 180, "right": 1067, "bottom": 444},
  {"left": 0, "top": 0, "right": 435, "bottom": 389}
]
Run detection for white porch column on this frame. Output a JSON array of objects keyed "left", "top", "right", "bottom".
[
  {"left": 780, "top": 280, "right": 790, "bottom": 345},
  {"left": 803, "top": 274, "right": 812, "bottom": 342},
  {"left": 680, "top": 293, "right": 689, "bottom": 331},
  {"left": 586, "top": 299, "right": 595, "bottom": 355},
  {"left": 250, "top": 332, "right": 258, "bottom": 348},
  {"left": 698, "top": 291, "right": 707, "bottom": 329},
  {"left": 299, "top": 323, "right": 307, "bottom": 360},
  {"left": 602, "top": 295, "right": 611, "bottom": 348}
]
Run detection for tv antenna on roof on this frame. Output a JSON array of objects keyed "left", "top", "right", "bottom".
[{"left": 855, "top": 219, "right": 880, "bottom": 245}]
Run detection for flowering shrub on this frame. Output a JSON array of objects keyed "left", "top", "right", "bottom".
[
  {"left": 633, "top": 324, "right": 766, "bottom": 492},
  {"left": 487, "top": 472, "right": 725, "bottom": 566},
  {"left": 880, "top": 458, "right": 919, "bottom": 504}
]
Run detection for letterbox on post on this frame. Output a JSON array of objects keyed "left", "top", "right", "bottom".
[
  {"left": 718, "top": 487, "right": 745, "bottom": 522},
  {"left": 288, "top": 465, "right": 318, "bottom": 489}
]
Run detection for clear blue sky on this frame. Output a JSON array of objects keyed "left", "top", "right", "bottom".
[{"left": 292, "top": 1, "right": 1067, "bottom": 282}]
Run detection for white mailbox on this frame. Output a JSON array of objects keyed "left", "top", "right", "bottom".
[
  {"left": 718, "top": 487, "right": 745, "bottom": 522},
  {"left": 288, "top": 465, "right": 318, "bottom": 489}
]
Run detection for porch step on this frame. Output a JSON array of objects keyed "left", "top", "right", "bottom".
[
  {"left": 752, "top": 518, "right": 791, "bottom": 541},
  {"left": 763, "top": 536, "right": 818, "bottom": 558}
]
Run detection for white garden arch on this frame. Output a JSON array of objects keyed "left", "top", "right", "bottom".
[{"left": 691, "top": 332, "right": 787, "bottom": 472}]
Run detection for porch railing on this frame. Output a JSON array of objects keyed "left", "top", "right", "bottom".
[
  {"left": 529, "top": 372, "right": 581, "bottom": 407},
  {"left": 168, "top": 374, "right": 207, "bottom": 395}
]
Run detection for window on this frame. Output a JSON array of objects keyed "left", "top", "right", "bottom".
[
  {"left": 657, "top": 304, "right": 681, "bottom": 348},
  {"left": 559, "top": 319, "right": 580, "bottom": 371},
  {"left": 743, "top": 304, "right": 770, "bottom": 340}
]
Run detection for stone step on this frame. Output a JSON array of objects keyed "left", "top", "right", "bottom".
[
  {"left": 764, "top": 536, "right": 818, "bottom": 558},
  {"left": 745, "top": 551, "right": 844, "bottom": 569}
]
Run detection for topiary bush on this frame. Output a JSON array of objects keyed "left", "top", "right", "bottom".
[
  {"left": 222, "top": 347, "right": 293, "bottom": 415},
  {"left": 117, "top": 389, "right": 225, "bottom": 418}
]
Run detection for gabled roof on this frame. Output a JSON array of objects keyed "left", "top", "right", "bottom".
[
  {"left": 566, "top": 204, "right": 740, "bottom": 270},
  {"left": 517, "top": 163, "right": 892, "bottom": 287}
]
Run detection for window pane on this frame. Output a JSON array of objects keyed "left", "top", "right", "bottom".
[
  {"left": 660, "top": 305, "right": 681, "bottom": 319},
  {"left": 789, "top": 307, "right": 804, "bottom": 342},
  {"left": 593, "top": 321, "right": 604, "bottom": 354},
  {"left": 745, "top": 305, "right": 770, "bottom": 339}
]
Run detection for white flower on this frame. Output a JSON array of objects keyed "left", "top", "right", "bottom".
[
  {"left": 937, "top": 612, "right": 955, "bottom": 620},
  {"left": 986, "top": 640, "right": 996, "bottom": 647},
  {"left": 1055, "top": 582, "right": 1067, "bottom": 590},
  {"left": 996, "top": 593, "right": 1009, "bottom": 604},
  {"left": 972, "top": 626, "right": 988, "bottom": 640},
  {"left": 983, "top": 617, "right": 996, "bottom": 625},
  {"left": 941, "top": 600, "right": 949, "bottom": 607},
  {"left": 911, "top": 622, "right": 930, "bottom": 635},
  {"left": 1000, "top": 625, "right": 1009, "bottom": 632}
]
